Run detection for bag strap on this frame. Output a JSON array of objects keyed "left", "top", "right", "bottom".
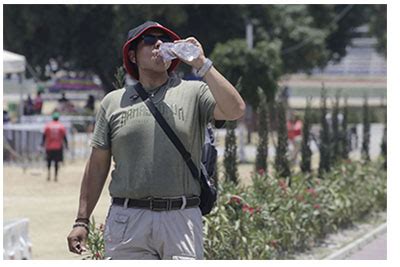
[{"left": 133, "top": 83, "right": 201, "bottom": 181}]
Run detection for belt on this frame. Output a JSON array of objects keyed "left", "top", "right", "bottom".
[{"left": 112, "top": 196, "right": 200, "bottom": 211}]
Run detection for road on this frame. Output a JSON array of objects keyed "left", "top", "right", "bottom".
[{"left": 345, "top": 232, "right": 387, "bottom": 260}]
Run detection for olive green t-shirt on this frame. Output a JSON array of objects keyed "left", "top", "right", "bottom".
[{"left": 91, "top": 76, "right": 216, "bottom": 199}]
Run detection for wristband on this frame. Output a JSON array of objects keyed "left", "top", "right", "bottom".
[
  {"left": 195, "top": 58, "right": 213, "bottom": 78},
  {"left": 75, "top": 218, "right": 90, "bottom": 224},
  {"left": 73, "top": 222, "right": 89, "bottom": 232}
]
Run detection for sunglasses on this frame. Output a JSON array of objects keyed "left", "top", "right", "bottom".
[{"left": 141, "top": 34, "right": 172, "bottom": 45}]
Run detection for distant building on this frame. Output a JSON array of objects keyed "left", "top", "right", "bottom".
[{"left": 313, "top": 25, "right": 386, "bottom": 77}]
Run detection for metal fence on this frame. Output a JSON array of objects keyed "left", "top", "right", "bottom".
[{"left": 3, "top": 123, "right": 93, "bottom": 168}]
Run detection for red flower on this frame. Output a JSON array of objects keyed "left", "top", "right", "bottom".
[
  {"left": 248, "top": 207, "right": 255, "bottom": 215},
  {"left": 228, "top": 195, "right": 243, "bottom": 205},
  {"left": 278, "top": 179, "right": 287, "bottom": 192},
  {"left": 313, "top": 204, "right": 321, "bottom": 209},
  {"left": 242, "top": 204, "right": 261, "bottom": 215},
  {"left": 242, "top": 204, "right": 255, "bottom": 215},
  {"left": 243, "top": 206, "right": 249, "bottom": 213},
  {"left": 258, "top": 168, "right": 265, "bottom": 176},
  {"left": 270, "top": 240, "right": 278, "bottom": 248},
  {"left": 295, "top": 194, "right": 304, "bottom": 202},
  {"left": 306, "top": 188, "right": 318, "bottom": 198},
  {"left": 95, "top": 252, "right": 101, "bottom": 259}
]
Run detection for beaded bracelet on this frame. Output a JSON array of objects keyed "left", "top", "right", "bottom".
[
  {"left": 75, "top": 218, "right": 90, "bottom": 224},
  {"left": 73, "top": 222, "right": 89, "bottom": 232}
]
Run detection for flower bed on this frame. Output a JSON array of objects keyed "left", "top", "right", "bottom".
[{"left": 203, "top": 160, "right": 386, "bottom": 259}]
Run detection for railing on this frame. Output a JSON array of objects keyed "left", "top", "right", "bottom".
[{"left": 3, "top": 123, "right": 93, "bottom": 168}]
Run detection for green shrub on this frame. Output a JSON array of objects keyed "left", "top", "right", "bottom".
[
  {"left": 83, "top": 217, "right": 106, "bottom": 260},
  {"left": 255, "top": 88, "right": 269, "bottom": 173},
  {"left": 224, "top": 121, "right": 239, "bottom": 184},
  {"left": 203, "top": 160, "right": 386, "bottom": 259},
  {"left": 302, "top": 106, "right": 386, "bottom": 124}
]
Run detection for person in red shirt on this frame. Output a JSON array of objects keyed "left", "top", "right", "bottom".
[
  {"left": 33, "top": 91, "right": 43, "bottom": 114},
  {"left": 42, "top": 112, "right": 68, "bottom": 182},
  {"left": 287, "top": 112, "right": 303, "bottom": 164}
]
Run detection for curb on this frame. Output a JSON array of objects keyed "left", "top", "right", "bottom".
[{"left": 324, "top": 222, "right": 387, "bottom": 260}]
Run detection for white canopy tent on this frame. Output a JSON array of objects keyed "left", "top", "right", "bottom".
[
  {"left": 3, "top": 50, "right": 27, "bottom": 120},
  {"left": 3, "top": 50, "right": 26, "bottom": 74}
]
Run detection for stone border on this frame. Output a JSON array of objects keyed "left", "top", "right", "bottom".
[{"left": 324, "top": 222, "right": 387, "bottom": 260}]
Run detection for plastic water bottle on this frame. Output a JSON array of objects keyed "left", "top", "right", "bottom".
[
  {"left": 159, "top": 42, "right": 200, "bottom": 62},
  {"left": 159, "top": 43, "right": 176, "bottom": 62}
]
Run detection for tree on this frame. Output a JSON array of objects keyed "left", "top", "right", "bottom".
[
  {"left": 255, "top": 88, "right": 269, "bottom": 173},
  {"left": 381, "top": 120, "right": 387, "bottom": 170},
  {"left": 319, "top": 85, "right": 331, "bottom": 175},
  {"left": 341, "top": 96, "right": 350, "bottom": 159},
  {"left": 301, "top": 98, "right": 312, "bottom": 173},
  {"left": 112, "top": 67, "right": 125, "bottom": 90},
  {"left": 3, "top": 5, "right": 189, "bottom": 92},
  {"left": 368, "top": 5, "right": 387, "bottom": 58},
  {"left": 210, "top": 39, "right": 282, "bottom": 108},
  {"left": 4, "top": 5, "right": 120, "bottom": 91},
  {"left": 275, "top": 101, "right": 291, "bottom": 179},
  {"left": 310, "top": 5, "right": 372, "bottom": 64},
  {"left": 362, "top": 94, "right": 371, "bottom": 162},
  {"left": 4, "top": 4, "right": 385, "bottom": 96},
  {"left": 331, "top": 91, "right": 341, "bottom": 164},
  {"left": 223, "top": 121, "right": 239, "bottom": 184}
]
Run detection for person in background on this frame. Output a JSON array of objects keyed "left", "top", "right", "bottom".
[
  {"left": 287, "top": 111, "right": 303, "bottom": 164},
  {"left": 84, "top": 94, "right": 95, "bottom": 113},
  {"left": 280, "top": 85, "right": 290, "bottom": 108},
  {"left": 3, "top": 110, "right": 11, "bottom": 123},
  {"left": 58, "top": 92, "right": 69, "bottom": 103},
  {"left": 42, "top": 112, "right": 68, "bottom": 182},
  {"left": 58, "top": 92, "right": 77, "bottom": 114},
  {"left": 349, "top": 125, "right": 358, "bottom": 150},
  {"left": 33, "top": 91, "right": 43, "bottom": 114},
  {"left": 23, "top": 94, "right": 34, "bottom": 115}
]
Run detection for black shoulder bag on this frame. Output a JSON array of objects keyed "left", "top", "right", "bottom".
[{"left": 134, "top": 83, "right": 217, "bottom": 215}]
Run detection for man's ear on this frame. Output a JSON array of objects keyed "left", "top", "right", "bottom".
[{"left": 128, "top": 50, "right": 136, "bottom": 64}]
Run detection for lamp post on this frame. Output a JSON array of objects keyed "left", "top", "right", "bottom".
[
  {"left": 238, "top": 20, "right": 255, "bottom": 163},
  {"left": 246, "top": 20, "right": 254, "bottom": 50}
]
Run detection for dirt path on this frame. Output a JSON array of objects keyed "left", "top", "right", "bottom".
[{"left": 3, "top": 161, "right": 112, "bottom": 259}]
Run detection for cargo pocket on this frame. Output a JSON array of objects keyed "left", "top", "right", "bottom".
[{"left": 109, "top": 213, "right": 129, "bottom": 244}]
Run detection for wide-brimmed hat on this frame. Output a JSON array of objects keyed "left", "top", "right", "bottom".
[{"left": 123, "top": 21, "right": 181, "bottom": 80}]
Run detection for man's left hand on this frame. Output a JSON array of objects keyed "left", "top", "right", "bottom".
[{"left": 173, "top": 37, "right": 207, "bottom": 70}]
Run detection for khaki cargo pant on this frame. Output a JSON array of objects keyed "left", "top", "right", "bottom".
[{"left": 104, "top": 203, "right": 204, "bottom": 260}]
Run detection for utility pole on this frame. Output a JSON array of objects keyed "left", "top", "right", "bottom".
[
  {"left": 238, "top": 20, "right": 254, "bottom": 163},
  {"left": 246, "top": 20, "right": 254, "bottom": 50}
]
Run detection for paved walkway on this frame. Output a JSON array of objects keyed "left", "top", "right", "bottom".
[
  {"left": 344, "top": 232, "right": 387, "bottom": 260},
  {"left": 324, "top": 223, "right": 387, "bottom": 260}
]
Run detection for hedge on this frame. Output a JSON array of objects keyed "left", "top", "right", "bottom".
[{"left": 203, "top": 159, "right": 386, "bottom": 259}]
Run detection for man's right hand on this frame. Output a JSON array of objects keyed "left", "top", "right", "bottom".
[
  {"left": 68, "top": 147, "right": 111, "bottom": 255},
  {"left": 67, "top": 227, "right": 88, "bottom": 254}
]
